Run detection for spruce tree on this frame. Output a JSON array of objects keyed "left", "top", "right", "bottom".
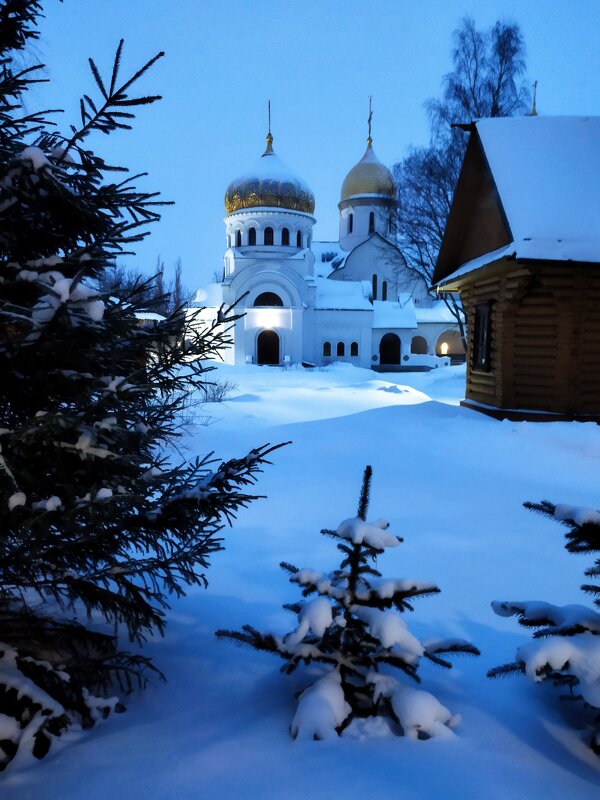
[
  {"left": 0, "top": 2, "right": 280, "bottom": 769},
  {"left": 489, "top": 500, "right": 600, "bottom": 755},
  {"left": 217, "top": 466, "right": 479, "bottom": 740}
]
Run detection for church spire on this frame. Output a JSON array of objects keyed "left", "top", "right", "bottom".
[
  {"left": 367, "top": 96, "right": 373, "bottom": 146},
  {"left": 530, "top": 81, "right": 538, "bottom": 117},
  {"left": 264, "top": 100, "right": 274, "bottom": 154}
]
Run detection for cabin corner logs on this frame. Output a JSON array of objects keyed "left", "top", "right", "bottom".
[{"left": 460, "top": 261, "right": 600, "bottom": 418}]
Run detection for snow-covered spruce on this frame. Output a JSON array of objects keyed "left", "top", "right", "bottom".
[
  {"left": 217, "top": 466, "right": 479, "bottom": 740},
  {"left": 489, "top": 499, "right": 600, "bottom": 755},
  {"left": 0, "top": 7, "right": 280, "bottom": 770}
]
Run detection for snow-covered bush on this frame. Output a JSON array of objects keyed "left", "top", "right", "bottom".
[
  {"left": 217, "top": 466, "right": 479, "bottom": 740},
  {"left": 489, "top": 499, "right": 600, "bottom": 755},
  {"left": 0, "top": 3, "right": 279, "bottom": 769}
]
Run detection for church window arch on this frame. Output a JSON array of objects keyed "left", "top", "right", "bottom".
[
  {"left": 348, "top": 213, "right": 353, "bottom": 234},
  {"left": 281, "top": 227, "right": 290, "bottom": 246},
  {"left": 350, "top": 341, "right": 359, "bottom": 357},
  {"left": 337, "top": 342, "right": 345, "bottom": 357},
  {"left": 264, "top": 227, "right": 274, "bottom": 246},
  {"left": 323, "top": 341, "right": 331, "bottom": 357},
  {"left": 248, "top": 227, "right": 256, "bottom": 246},
  {"left": 372, "top": 274, "right": 378, "bottom": 300},
  {"left": 296, "top": 230, "right": 302, "bottom": 247},
  {"left": 369, "top": 211, "right": 375, "bottom": 234},
  {"left": 382, "top": 280, "right": 388, "bottom": 301},
  {"left": 254, "top": 292, "right": 283, "bottom": 307},
  {"left": 236, "top": 230, "right": 242, "bottom": 247}
]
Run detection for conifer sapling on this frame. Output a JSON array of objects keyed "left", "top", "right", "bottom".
[
  {"left": 217, "top": 466, "right": 480, "bottom": 740},
  {"left": 489, "top": 499, "right": 600, "bottom": 755}
]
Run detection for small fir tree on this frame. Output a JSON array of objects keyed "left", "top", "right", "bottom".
[
  {"left": 489, "top": 499, "right": 600, "bottom": 755},
  {"left": 217, "top": 466, "right": 479, "bottom": 740},
  {"left": 0, "top": 3, "right": 281, "bottom": 769}
]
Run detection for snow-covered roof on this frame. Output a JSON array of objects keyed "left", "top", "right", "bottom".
[
  {"left": 414, "top": 300, "right": 459, "bottom": 324},
  {"left": 314, "top": 277, "right": 372, "bottom": 310},
  {"left": 311, "top": 241, "right": 348, "bottom": 277},
  {"left": 480, "top": 116, "right": 600, "bottom": 263},
  {"left": 438, "top": 117, "right": 600, "bottom": 287},
  {"left": 372, "top": 296, "right": 416, "bottom": 329}
]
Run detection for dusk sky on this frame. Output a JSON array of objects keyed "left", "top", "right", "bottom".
[{"left": 36, "top": 0, "right": 600, "bottom": 290}]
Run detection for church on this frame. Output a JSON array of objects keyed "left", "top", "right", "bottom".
[{"left": 188, "top": 124, "right": 463, "bottom": 370}]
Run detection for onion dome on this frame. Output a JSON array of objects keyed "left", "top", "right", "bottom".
[
  {"left": 225, "top": 134, "right": 315, "bottom": 215},
  {"left": 340, "top": 137, "right": 395, "bottom": 201}
]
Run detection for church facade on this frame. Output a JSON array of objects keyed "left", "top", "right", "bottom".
[{"left": 188, "top": 129, "right": 463, "bottom": 369}]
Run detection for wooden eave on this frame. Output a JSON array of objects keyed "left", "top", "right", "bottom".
[{"left": 433, "top": 125, "right": 513, "bottom": 285}]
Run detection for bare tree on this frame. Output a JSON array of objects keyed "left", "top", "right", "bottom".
[{"left": 393, "top": 17, "right": 530, "bottom": 342}]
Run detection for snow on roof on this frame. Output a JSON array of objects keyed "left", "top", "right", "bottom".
[
  {"left": 312, "top": 241, "right": 348, "bottom": 277},
  {"left": 372, "top": 296, "right": 416, "bottom": 329},
  {"left": 414, "top": 300, "right": 459, "bottom": 324},
  {"left": 314, "top": 277, "right": 372, "bottom": 310},
  {"left": 189, "top": 283, "right": 224, "bottom": 308},
  {"left": 477, "top": 116, "right": 600, "bottom": 262}
]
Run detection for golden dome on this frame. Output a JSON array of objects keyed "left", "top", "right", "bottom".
[
  {"left": 340, "top": 138, "right": 395, "bottom": 202},
  {"left": 225, "top": 134, "right": 315, "bottom": 215}
]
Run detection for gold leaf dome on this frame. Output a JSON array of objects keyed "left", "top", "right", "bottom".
[
  {"left": 340, "top": 138, "right": 395, "bottom": 202},
  {"left": 225, "top": 134, "right": 315, "bottom": 215}
]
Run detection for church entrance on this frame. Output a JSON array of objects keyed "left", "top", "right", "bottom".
[
  {"left": 379, "top": 333, "right": 400, "bottom": 365},
  {"left": 257, "top": 330, "right": 280, "bottom": 365}
]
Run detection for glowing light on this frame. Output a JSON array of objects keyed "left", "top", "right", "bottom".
[
  {"left": 248, "top": 308, "right": 290, "bottom": 331},
  {"left": 440, "top": 341, "right": 449, "bottom": 355}
]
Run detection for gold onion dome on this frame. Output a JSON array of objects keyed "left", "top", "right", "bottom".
[
  {"left": 340, "top": 137, "right": 395, "bottom": 202},
  {"left": 225, "top": 134, "right": 315, "bottom": 215}
]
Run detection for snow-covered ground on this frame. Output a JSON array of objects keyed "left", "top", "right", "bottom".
[{"left": 3, "top": 363, "right": 600, "bottom": 798}]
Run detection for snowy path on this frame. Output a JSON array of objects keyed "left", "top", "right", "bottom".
[{"left": 3, "top": 363, "right": 600, "bottom": 799}]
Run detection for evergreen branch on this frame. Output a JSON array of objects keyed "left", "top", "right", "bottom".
[
  {"left": 487, "top": 661, "right": 526, "bottom": 679},
  {"left": 357, "top": 465, "right": 372, "bottom": 521}
]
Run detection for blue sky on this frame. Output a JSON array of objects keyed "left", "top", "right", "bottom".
[{"left": 35, "top": 0, "right": 600, "bottom": 289}]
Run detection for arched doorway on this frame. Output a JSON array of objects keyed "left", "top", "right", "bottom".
[
  {"left": 379, "top": 333, "right": 400, "bottom": 365},
  {"left": 436, "top": 329, "right": 465, "bottom": 357},
  {"left": 257, "top": 330, "right": 280, "bottom": 365}
]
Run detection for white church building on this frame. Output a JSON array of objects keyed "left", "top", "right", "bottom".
[{"left": 189, "top": 127, "right": 463, "bottom": 370}]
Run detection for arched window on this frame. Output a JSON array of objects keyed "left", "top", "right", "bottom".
[
  {"left": 337, "top": 342, "right": 345, "bottom": 357},
  {"left": 369, "top": 211, "right": 375, "bottom": 234},
  {"left": 296, "top": 230, "right": 302, "bottom": 247},
  {"left": 236, "top": 230, "right": 242, "bottom": 247},
  {"left": 382, "top": 281, "right": 388, "bottom": 301},
  {"left": 372, "top": 274, "right": 378, "bottom": 300},
  {"left": 264, "top": 227, "right": 274, "bottom": 246},
  {"left": 248, "top": 227, "right": 256, "bottom": 246},
  {"left": 281, "top": 227, "right": 290, "bottom": 246},
  {"left": 350, "top": 341, "right": 359, "bottom": 357},
  {"left": 348, "top": 213, "right": 353, "bottom": 234},
  {"left": 254, "top": 292, "right": 283, "bottom": 307},
  {"left": 323, "top": 341, "right": 331, "bottom": 357}
]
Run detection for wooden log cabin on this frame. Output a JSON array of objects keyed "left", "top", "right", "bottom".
[{"left": 433, "top": 116, "right": 600, "bottom": 420}]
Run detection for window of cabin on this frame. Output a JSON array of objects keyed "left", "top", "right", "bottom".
[
  {"left": 282, "top": 227, "right": 290, "bottom": 246},
  {"left": 323, "top": 341, "right": 331, "bottom": 357},
  {"left": 248, "top": 227, "right": 256, "bottom": 246},
  {"left": 337, "top": 342, "right": 345, "bottom": 357},
  {"left": 472, "top": 301, "right": 492, "bottom": 371},
  {"left": 382, "top": 281, "right": 388, "bottom": 301},
  {"left": 254, "top": 292, "right": 283, "bottom": 307},
  {"left": 264, "top": 227, "right": 274, "bottom": 246},
  {"left": 348, "top": 213, "right": 353, "bottom": 234},
  {"left": 369, "top": 211, "right": 375, "bottom": 234},
  {"left": 236, "top": 230, "right": 242, "bottom": 247},
  {"left": 296, "top": 230, "right": 302, "bottom": 247},
  {"left": 350, "top": 341, "right": 358, "bottom": 357},
  {"left": 372, "top": 274, "right": 378, "bottom": 300}
]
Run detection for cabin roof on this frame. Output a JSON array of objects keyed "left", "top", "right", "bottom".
[{"left": 436, "top": 116, "right": 600, "bottom": 286}]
